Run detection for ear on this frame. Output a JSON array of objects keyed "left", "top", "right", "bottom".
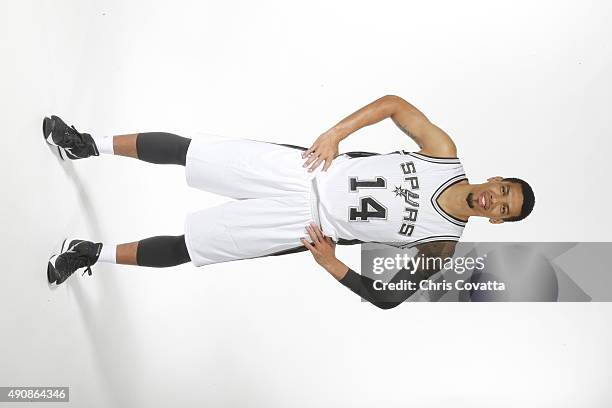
[
  {"left": 489, "top": 218, "right": 504, "bottom": 224},
  {"left": 487, "top": 176, "right": 504, "bottom": 183}
]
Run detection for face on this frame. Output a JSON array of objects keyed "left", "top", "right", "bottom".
[{"left": 466, "top": 177, "right": 524, "bottom": 224}]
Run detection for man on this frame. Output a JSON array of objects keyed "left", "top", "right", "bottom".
[{"left": 44, "top": 95, "right": 535, "bottom": 309}]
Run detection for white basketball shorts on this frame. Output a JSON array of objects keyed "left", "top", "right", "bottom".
[{"left": 183, "top": 137, "right": 322, "bottom": 266}]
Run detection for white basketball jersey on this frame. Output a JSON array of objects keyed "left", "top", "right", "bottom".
[{"left": 313, "top": 150, "right": 468, "bottom": 248}]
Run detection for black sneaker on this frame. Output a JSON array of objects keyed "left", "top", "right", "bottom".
[
  {"left": 47, "top": 238, "right": 103, "bottom": 285},
  {"left": 42, "top": 115, "right": 99, "bottom": 160}
]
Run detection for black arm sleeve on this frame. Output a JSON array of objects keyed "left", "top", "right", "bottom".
[
  {"left": 338, "top": 241, "right": 458, "bottom": 309},
  {"left": 339, "top": 267, "right": 423, "bottom": 310}
]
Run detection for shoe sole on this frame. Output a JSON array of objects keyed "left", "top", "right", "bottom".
[
  {"left": 47, "top": 238, "right": 68, "bottom": 284},
  {"left": 42, "top": 116, "right": 66, "bottom": 161}
]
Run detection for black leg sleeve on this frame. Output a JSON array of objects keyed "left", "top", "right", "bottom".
[
  {"left": 136, "top": 132, "right": 191, "bottom": 166},
  {"left": 136, "top": 235, "right": 191, "bottom": 267}
]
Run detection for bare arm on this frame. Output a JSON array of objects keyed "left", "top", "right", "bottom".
[
  {"left": 386, "top": 95, "right": 457, "bottom": 158},
  {"left": 302, "top": 95, "right": 457, "bottom": 171}
]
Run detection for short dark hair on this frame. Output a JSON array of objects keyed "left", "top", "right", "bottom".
[{"left": 502, "top": 178, "right": 535, "bottom": 222}]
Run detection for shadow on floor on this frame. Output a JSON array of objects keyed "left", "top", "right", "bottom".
[{"left": 59, "top": 158, "right": 147, "bottom": 408}]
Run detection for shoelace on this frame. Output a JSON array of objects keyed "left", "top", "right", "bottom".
[
  {"left": 81, "top": 262, "right": 93, "bottom": 277},
  {"left": 64, "top": 125, "right": 87, "bottom": 149},
  {"left": 62, "top": 250, "right": 94, "bottom": 277}
]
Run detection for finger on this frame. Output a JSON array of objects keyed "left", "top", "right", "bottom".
[
  {"left": 308, "top": 158, "right": 324, "bottom": 172},
  {"left": 310, "top": 223, "right": 325, "bottom": 242},
  {"left": 322, "top": 157, "right": 333, "bottom": 172},
  {"left": 305, "top": 225, "right": 318, "bottom": 244},
  {"left": 326, "top": 238, "right": 336, "bottom": 249},
  {"left": 303, "top": 152, "right": 319, "bottom": 168},
  {"left": 300, "top": 238, "right": 316, "bottom": 252},
  {"left": 303, "top": 142, "right": 319, "bottom": 158},
  {"left": 302, "top": 145, "right": 315, "bottom": 158},
  {"left": 306, "top": 225, "right": 321, "bottom": 244}
]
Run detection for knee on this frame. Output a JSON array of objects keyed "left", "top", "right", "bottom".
[
  {"left": 136, "top": 132, "right": 191, "bottom": 166},
  {"left": 137, "top": 235, "right": 191, "bottom": 267},
  {"left": 172, "top": 235, "right": 191, "bottom": 264}
]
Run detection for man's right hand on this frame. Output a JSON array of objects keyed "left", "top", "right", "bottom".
[{"left": 300, "top": 223, "right": 349, "bottom": 280}]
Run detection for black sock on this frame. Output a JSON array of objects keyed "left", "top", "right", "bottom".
[
  {"left": 136, "top": 235, "right": 191, "bottom": 267},
  {"left": 136, "top": 132, "right": 191, "bottom": 166}
]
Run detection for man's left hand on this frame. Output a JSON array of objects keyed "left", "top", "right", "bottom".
[{"left": 302, "top": 130, "right": 340, "bottom": 172}]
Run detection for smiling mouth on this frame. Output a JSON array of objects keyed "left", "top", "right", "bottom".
[
  {"left": 468, "top": 192, "right": 492, "bottom": 210},
  {"left": 478, "top": 192, "right": 491, "bottom": 210}
]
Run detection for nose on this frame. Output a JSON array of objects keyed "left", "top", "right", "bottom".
[{"left": 490, "top": 191, "right": 499, "bottom": 207}]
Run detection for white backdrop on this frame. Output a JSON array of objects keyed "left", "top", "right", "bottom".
[{"left": 1, "top": 0, "right": 611, "bottom": 407}]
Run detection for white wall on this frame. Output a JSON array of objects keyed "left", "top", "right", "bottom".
[{"left": 1, "top": 0, "right": 610, "bottom": 407}]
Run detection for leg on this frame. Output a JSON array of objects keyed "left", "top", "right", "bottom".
[
  {"left": 43, "top": 115, "right": 189, "bottom": 165},
  {"left": 185, "top": 138, "right": 318, "bottom": 199},
  {"left": 185, "top": 194, "right": 315, "bottom": 266},
  {"left": 48, "top": 193, "right": 315, "bottom": 284},
  {"left": 102, "top": 235, "right": 191, "bottom": 267},
  {"left": 109, "top": 132, "right": 191, "bottom": 166},
  {"left": 47, "top": 235, "right": 191, "bottom": 285}
]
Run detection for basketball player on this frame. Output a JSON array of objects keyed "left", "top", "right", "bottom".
[{"left": 44, "top": 95, "right": 535, "bottom": 309}]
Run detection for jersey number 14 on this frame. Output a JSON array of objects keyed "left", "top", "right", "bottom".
[{"left": 348, "top": 177, "right": 388, "bottom": 221}]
